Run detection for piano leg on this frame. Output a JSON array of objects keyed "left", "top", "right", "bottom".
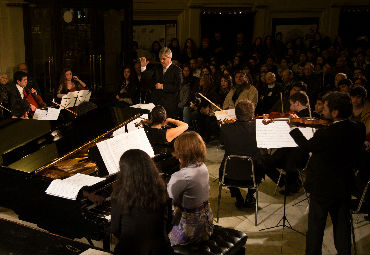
[{"left": 103, "top": 232, "right": 111, "bottom": 251}]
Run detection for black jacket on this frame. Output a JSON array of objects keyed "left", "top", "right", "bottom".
[
  {"left": 146, "top": 64, "right": 182, "bottom": 118},
  {"left": 290, "top": 120, "right": 365, "bottom": 199}
]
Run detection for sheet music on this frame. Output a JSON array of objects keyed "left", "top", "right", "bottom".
[
  {"left": 214, "top": 109, "right": 236, "bottom": 120},
  {"left": 33, "top": 109, "right": 48, "bottom": 120},
  {"left": 76, "top": 90, "right": 91, "bottom": 106},
  {"left": 130, "top": 103, "right": 155, "bottom": 111},
  {"left": 47, "top": 107, "right": 61, "bottom": 120},
  {"left": 60, "top": 91, "right": 79, "bottom": 108},
  {"left": 256, "top": 119, "right": 315, "bottom": 148},
  {"left": 97, "top": 128, "right": 154, "bottom": 174},
  {"left": 45, "top": 174, "right": 105, "bottom": 200},
  {"left": 33, "top": 107, "right": 61, "bottom": 120}
]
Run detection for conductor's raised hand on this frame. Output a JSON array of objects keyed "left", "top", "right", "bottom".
[{"left": 139, "top": 57, "right": 149, "bottom": 67}]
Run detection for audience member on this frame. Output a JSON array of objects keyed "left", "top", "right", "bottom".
[
  {"left": 223, "top": 70, "right": 258, "bottom": 109},
  {"left": 168, "top": 131, "right": 213, "bottom": 246}
]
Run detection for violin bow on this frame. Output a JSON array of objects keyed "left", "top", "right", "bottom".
[
  {"left": 51, "top": 99, "right": 78, "bottom": 117},
  {"left": 303, "top": 93, "right": 313, "bottom": 120},
  {"left": 197, "top": 93, "right": 234, "bottom": 120}
]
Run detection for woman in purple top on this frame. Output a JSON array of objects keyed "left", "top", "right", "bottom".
[{"left": 167, "top": 131, "right": 213, "bottom": 246}]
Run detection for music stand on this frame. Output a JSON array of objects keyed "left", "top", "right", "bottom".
[{"left": 259, "top": 177, "right": 305, "bottom": 235}]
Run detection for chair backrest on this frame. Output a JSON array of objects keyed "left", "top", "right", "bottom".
[{"left": 222, "top": 155, "right": 255, "bottom": 187}]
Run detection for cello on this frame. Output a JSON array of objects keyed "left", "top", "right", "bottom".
[{"left": 24, "top": 87, "right": 46, "bottom": 109}]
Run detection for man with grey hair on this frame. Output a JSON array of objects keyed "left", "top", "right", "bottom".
[{"left": 140, "top": 47, "right": 182, "bottom": 118}]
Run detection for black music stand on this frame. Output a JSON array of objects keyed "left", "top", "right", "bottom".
[{"left": 259, "top": 177, "right": 305, "bottom": 235}]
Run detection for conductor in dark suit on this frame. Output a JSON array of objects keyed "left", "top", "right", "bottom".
[
  {"left": 290, "top": 91, "right": 365, "bottom": 255},
  {"left": 219, "top": 100, "right": 265, "bottom": 209},
  {"left": 140, "top": 47, "right": 182, "bottom": 118}
]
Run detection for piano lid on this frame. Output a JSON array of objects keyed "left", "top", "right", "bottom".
[{"left": 0, "top": 106, "right": 144, "bottom": 173}]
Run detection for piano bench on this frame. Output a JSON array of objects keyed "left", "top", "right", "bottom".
[{"left": 173, "top": 225, "right": 247, "bottom": 255}]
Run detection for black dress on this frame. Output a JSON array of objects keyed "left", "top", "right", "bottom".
[
  {"left": 144, "top": 126, "right": 180, "bottom": 174},
  {"left": 111, "top": 199, "right": 173, "bottom": 255}
]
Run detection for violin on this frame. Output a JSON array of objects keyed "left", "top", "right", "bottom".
[
  {"left": 258, "top": 111, "right": 331, "bottom": 128},
  {"left": 218, "top": 118, "right": 236, "bottom": 125},
  {"left": 288, "top": 118, "right": 332, "bottom": 128}
]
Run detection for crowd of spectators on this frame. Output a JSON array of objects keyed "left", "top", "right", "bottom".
[{"left": 118, "top": 31, "right": 369, "bottom": 144}]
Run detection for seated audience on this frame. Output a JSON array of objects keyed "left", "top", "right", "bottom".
[
  {"left": 223, "top": 70, "right": 258, "bottom": 109},
  {"left": 350, "top": 86, "right": 370, "bottom": 142},
  {"left": 115, "top": 66, "right": 138, "bottom": 107},
  {"left": 219, "top": 100, "right": 265, "bottom": 209},
  {"left": 111, "top": 149, "right": 173, "bottom": 255},
  {"left": 168, "top": 131, "right": 213, "bottom": 246}
]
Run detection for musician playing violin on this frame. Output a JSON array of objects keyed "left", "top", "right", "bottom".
[
  {"left": 289, "top": 91, "right": 365, "bottom": 255},
  {"left": 219, "top": 100, "right": 265, "bottom": 209},
  {"left": 56, "top": 67, "right": 87, "bottom": 99}
]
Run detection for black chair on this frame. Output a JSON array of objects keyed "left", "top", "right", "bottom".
[{"left": 216, "top": 155, "right": 258, "bottom": 226}]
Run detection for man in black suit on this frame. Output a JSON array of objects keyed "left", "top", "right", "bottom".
[
  {"left": 139, "top": 47, "right": 182, "bottom": 118},
  {"left": 290, "top": 91, "right": 365, "bottom": 255},
  {"left": 6, "top": 71, "right": 36, "bottom": 115},
  {"left": 219, "top": 100, "right": 265, "bottom": 209}
]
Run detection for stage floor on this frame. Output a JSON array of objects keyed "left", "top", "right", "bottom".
[{"left": 0, "top": 140, "right": 369, "bottom": 254}]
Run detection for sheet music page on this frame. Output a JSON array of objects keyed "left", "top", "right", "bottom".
[
  {"left": 97, "top": 128, "right": 155, "bottom": 174},
  {"left": 33, "top": 109, "right": 48, "bottom": 120},
  {"left": 130, "top": 103, "right": 155, "bottom": 111},
  {"left": 45, "top": 174, "right": 105, "bottom": 200},
  {"left": 80, "top": 248, "right": 112, "bottom": 255},
  {"left": 256, "top": 119, "right": 315, "bottom": 148},
  {"left": 76, "top": 90, "right": 91, "bottom": 106},
  {"left": 47, "top": 107, "right": 61, "bottom": 120},
  {"left": 60, "top": 91, "right": 79, "bottom": 108},
  {"left": 214, "top": 109, "right": 236, "bottom": 121}
]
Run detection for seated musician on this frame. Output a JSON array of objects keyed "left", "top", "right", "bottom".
[
  {"left": 111, "top": 149, "right": 173, "bottom": 255},
  {"left": 144, "top": 105, "right": 188, "bottom": 174},
  {"left": 56, "top": 67, "right": 87, "bottom": 99},
  {"left": 168, "top": 131, "right": 213, "bottom": 245},
  {"left": 265, "top": 91, "right": 317, "bottom": 195},
  {"left": 219, "top": 100, "right": 265, "bottom": 209},
  {"left": 6, "top": 71, "right": 38, "bottom": 113}
]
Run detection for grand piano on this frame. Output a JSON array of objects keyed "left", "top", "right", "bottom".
[{"left": 0, "top": 105, "right": 146, "bottom": 250}]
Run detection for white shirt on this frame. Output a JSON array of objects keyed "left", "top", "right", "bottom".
[
  {"left": 141, "top": 62, "right": 172, "bottom": 73},
  {"left": 16, "top": 84, "right": 25, "bottom": 99}
]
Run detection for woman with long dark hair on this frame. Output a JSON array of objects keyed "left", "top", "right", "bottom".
[
  {"left": 111, "top": 149, "right": 173, "bottom": 255},
  {"left": 56, "top": 67, "right": 87, "bottom": 98},
  {"left": 115, "top": 66, "right": 138, "bottom": 106}
]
